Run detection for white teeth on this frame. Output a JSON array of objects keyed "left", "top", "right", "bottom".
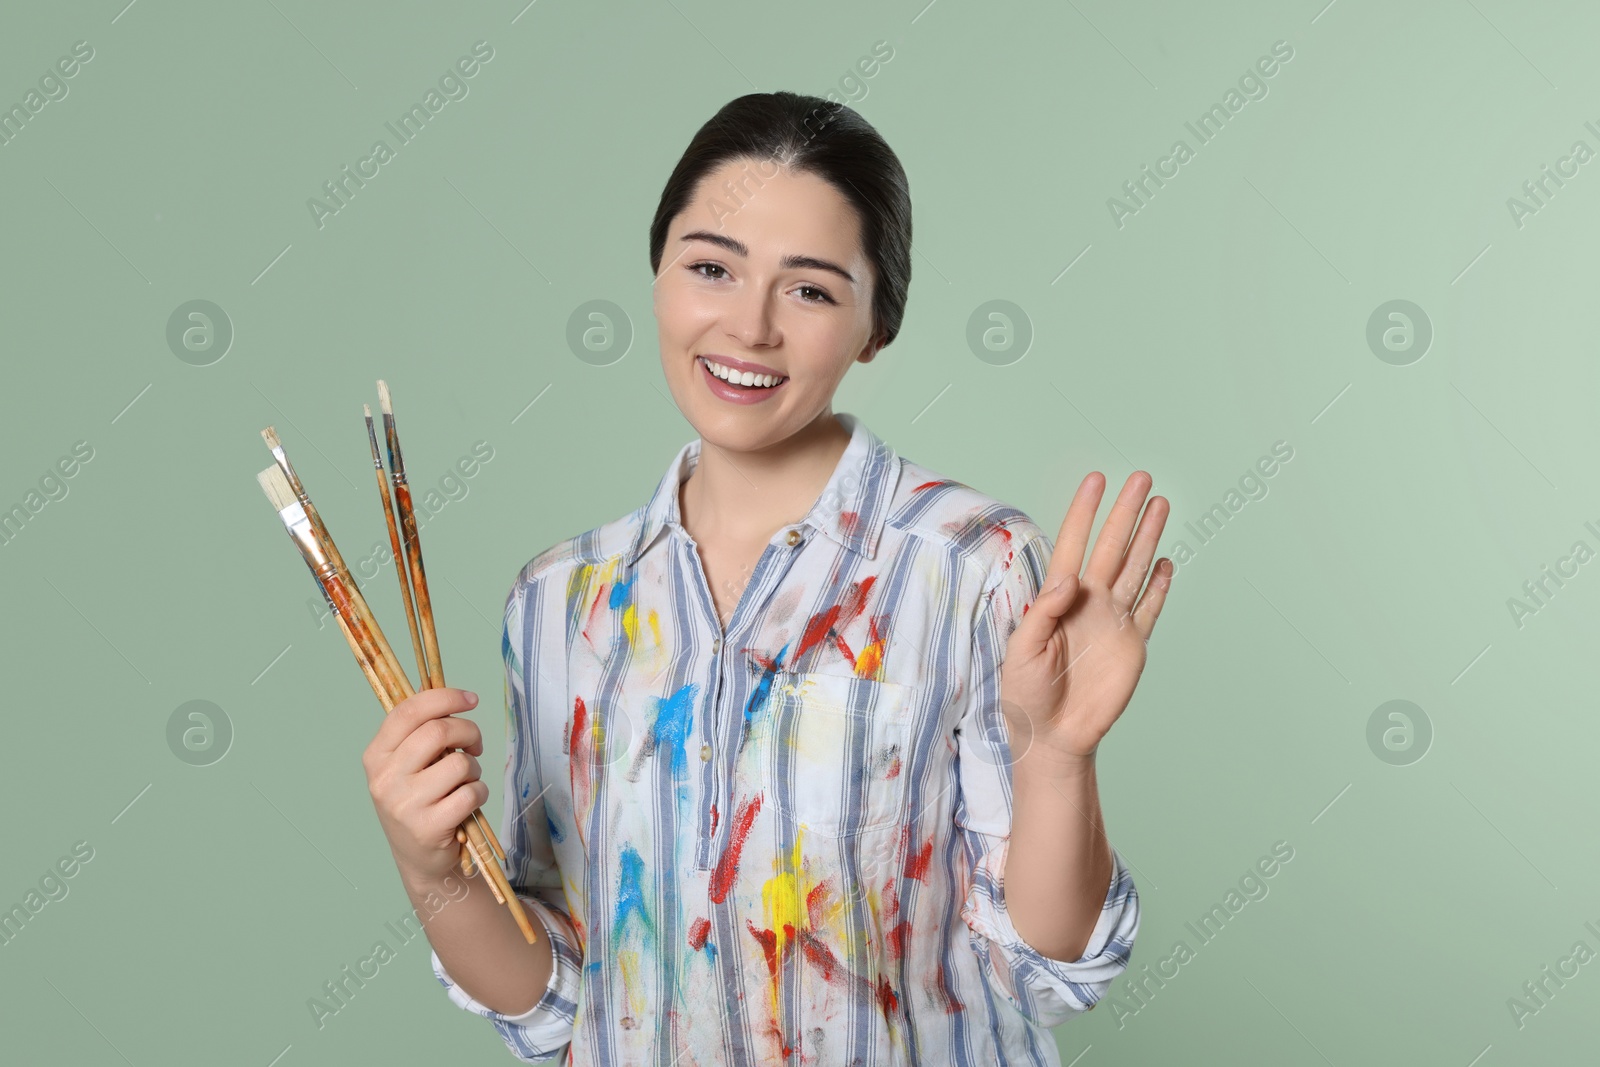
[{"left": 701, "top": 357, "right": 783, "bottom": 388}]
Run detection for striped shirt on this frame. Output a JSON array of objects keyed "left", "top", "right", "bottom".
[{"left": 432, "top": 412, "right": 1139, "bottom": 1064}]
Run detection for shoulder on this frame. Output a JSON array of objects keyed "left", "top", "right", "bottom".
[
  {"left": 885, "top": 456, "right": 1054, "bottom": 600},
  {"left": 501, "top": 504, "right": 648, "bottom": 623}
]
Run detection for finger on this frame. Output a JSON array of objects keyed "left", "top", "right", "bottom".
[
  {"left": 1111, "top": 495, "right": 1170, "bottom": 612},
  {"left": 1043, "top": 472, "right": 1106, "bottom": 588},
  {"left": 391, "top": 714, "right": 485, "bottom": 778},
  {"left": 369, "top": 687, "right": 479, "bottom": 759},
  {"left": 1130, "top": 558, "right": 1175, "bottom": 640},
  {"left": 1013, "top": 572, "right": 1079, "bottom": 656},
  {"left": 431, "top": 780, "right": 492, "bottom": 840},
  {"left": 1084, "top": 472, "right": 1154, "bottom": 588},
  {"left": 413, "top": 748, "right": 484, "bottom": 806}
]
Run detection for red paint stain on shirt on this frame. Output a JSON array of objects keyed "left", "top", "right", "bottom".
[
  {"left": 885, "top": 919, "right": 911, "bottom": 961},
  {"left": 929, "top": 965, "right": 965, "bottom": 1014},
  {"left": 746, "top": 921, "right": 797, "bottom": 1060},
  {"left": 800, "top": 933, "right": 837, "bottom": 983},
  {"left": 709, "top": 793, "right": 763, "bottom": 903},
  {"left": 797, "top": 928, "right": 881, "bottom": 1007},
  {"left": 569, "top": 696, "right": 594, "bottom": 816},
  {"left": 580, "top": 582, "right": 609, "bottom": 648},
  {"left": 875, "top": 974, "right": 900, "bottom": 1019},
  {"left": 688, "top": 916, "right": 711, "bottom": 951},
  {"left": 747, "top": 920, "right": 780, "bottom": 978},
  {"left": 804, "top": 880, "right": 831, "bottom": 928},
  {"left": 794, "top": 576, "right": 875, "bottom": 666},
  {"left": 905, "top": 836, "right": 933, "bottom": 883},
  {"left": 571, "top": 695, "right": 588, "bottom": 750}
]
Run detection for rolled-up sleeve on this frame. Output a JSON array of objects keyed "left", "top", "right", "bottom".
[
  {"left": 430, "top": 568, "right": 585, "bottom": 1061},
  {"left": 430, "top": 894, "right": 583, "bottom": 1061},
  {"left": 960, "top": 839, "right": 1139, "bottom": 1024},
  {"left": 954, "top": 521, "right": 1140, "bottom": 1027}
]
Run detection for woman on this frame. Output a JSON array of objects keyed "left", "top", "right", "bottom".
[{"left": 363, "top": 91, "right": 1174, "bottom": 1064}]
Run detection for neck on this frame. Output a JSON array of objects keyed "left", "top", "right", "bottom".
[{"left": 680, "top": 412, "right": 851, "bottom": 545}]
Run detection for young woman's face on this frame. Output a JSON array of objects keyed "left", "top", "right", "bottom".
[{"left": 653, "top": 157, "right": 880, "bottom": 448}]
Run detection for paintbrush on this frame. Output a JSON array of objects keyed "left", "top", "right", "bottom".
[
  {"left": 366, "top": 404, "right": 478, "bottom": 879},
  {"left": 376, "top": 380, "right": 444, "bottom": 689},
  {"left": 256, "top": 463, "right": 517, "bottom": 921},
  {"left": 376, "top": 380, "right": 507, "bottom": 865},
  {"left": 366, "top": 405, "right": 432, "bottom": 690},
  {"left": 262, "top": 426, "right": 413, "bottom": 693},
  {"left": 256, "top": 462, "right": 533, "bottom": 941}
]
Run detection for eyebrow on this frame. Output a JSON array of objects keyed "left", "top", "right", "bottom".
[{"left": 678, "top": 229, "right": 857, "bottom": 285}]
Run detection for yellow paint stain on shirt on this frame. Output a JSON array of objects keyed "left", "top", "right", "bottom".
[
  {"left": 754, "top": 826, "right": 860, "bottom": 1023},
  {"left": 617, "top": 948, "right": 647, "bottom": 1022},
  {"left": 621, "top": 601, "right": 638, "bottom": 645},
  {"left": 759, "top": 826, "right": 809, "bottom": 1019},
  {"left": 853, "top": 637, "right": 885, "bottom": 681},
  {"left": 647, "top": 608, "right": 665, "bottom": 671},
  {"left": 563, "top": 875, "right": 586, "bottom": 942}
]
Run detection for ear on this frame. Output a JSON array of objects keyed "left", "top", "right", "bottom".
[{"left": 856, "top": 333, "right": 884, "bottom": 364}]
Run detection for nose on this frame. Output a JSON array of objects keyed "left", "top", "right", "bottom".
[{"left": 727, "top": 283, "right": 779, "bottom": 348}]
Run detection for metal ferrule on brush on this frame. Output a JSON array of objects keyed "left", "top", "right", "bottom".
[
  {"left": 382, "top": 414, "right": 409, "bottom": 486},
  {"left": 276, "top": 497, "right": 337, "bottom": 581},
  {"left": 365, "top": 418, "right": 385, "bottom": 472}
]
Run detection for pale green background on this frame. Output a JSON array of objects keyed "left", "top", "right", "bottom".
[{"left": 2, "top": 1, "right": 1596, "bottom": 1064}]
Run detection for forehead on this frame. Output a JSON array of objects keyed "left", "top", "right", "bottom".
[{"left": 674, "top": 159, "right": 867, "bottom": 265}]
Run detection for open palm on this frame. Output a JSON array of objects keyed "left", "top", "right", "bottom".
[{"left": 1000, "top": 470, "right": 1174, "bottom": 765}]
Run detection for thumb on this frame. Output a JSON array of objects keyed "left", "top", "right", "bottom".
[{"left": 1015, "top": 571, "right": 1078, "bottom": 652}]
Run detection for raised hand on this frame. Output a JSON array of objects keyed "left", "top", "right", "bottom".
[{"left": 1000, "top": 470, "right": 1174, "bottom": 769}]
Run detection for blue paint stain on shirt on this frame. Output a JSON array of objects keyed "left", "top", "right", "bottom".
[
  {"left": 613, "top": 844, "right": 654, "bottom": 944},
  {"left": 651, "top": 683, "right": 697, "bottom": 778},
  {"left": 609, "top": 575, "right": 635, "bottom": 610},
  {"left": 740, "top": 641, "right": 791, "bottom": 747},
  {"left": 546, "top": 811, "right": 565, "bottom": 844}
]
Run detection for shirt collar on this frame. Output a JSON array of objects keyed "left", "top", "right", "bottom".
[{"left": 626, "top": 412, "right": 900, "bottom": 566}]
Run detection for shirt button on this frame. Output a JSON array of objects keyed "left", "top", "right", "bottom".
[
  {"left": 785, "top": 530, "right": 802, "bottom": 547},
  {"left": 711, "top": 638, "right": 721, "bottom": 654},
  {"left": 700, "top": 743, "right": 712, "bottom": 762}
]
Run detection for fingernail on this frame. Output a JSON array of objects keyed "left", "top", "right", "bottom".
[
  {"left": 463, "top": 690, "right": 478, "bottom": 706},
  {"left": 1044, "top": 576, "right": 1065, "bottom": 595}
]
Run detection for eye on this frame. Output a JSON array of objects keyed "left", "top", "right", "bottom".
[
  {"left": 796, "top": 284, "right": 836, "bottom": 305},
  {"left": 687, "top": 261, "right": 727, "bottom": 280}
]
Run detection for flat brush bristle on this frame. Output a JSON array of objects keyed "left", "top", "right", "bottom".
[
  {"left": 261, "top": 426, "right": 282, "bottom": 450},
  {"left": 257, "top": 465, "right": 299, "bottom": 511},
  {"left": 363, "top": 403, "right": 372, "bottom": 418},
  {"left": 376, "top": 379, "right": 392, "bottom": 415}
]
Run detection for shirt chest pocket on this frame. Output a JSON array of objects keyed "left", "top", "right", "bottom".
[{"left": 764, "top": 671, "right": 917, "bottom": 837}]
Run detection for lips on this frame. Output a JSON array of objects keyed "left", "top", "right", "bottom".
[{"left": 697, "top": 355, "right": 789, "bottom": 404}]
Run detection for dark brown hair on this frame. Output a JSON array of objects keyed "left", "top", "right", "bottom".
[{"left": 649, "top": 91, "right": 913, "bottom": 350}]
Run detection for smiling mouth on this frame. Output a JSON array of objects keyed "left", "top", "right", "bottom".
[{"left": 698, "top": 355, "right": 788, "bottom": 388}]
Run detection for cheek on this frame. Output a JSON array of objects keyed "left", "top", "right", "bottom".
[{"left": 656, "top": 286, "right": 725, "bottom": 345}]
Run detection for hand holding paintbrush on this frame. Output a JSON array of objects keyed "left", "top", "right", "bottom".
[{"left": 255, "top": 383, "right": 532, "bottom": 944}]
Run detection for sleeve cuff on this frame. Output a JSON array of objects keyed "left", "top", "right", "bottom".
[
  {"left": 431, "top": 893, "right": 583, "bottom": 1060},
  {"left": 961, "top": 841, "right": 1140, "bottom": 1023}
]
